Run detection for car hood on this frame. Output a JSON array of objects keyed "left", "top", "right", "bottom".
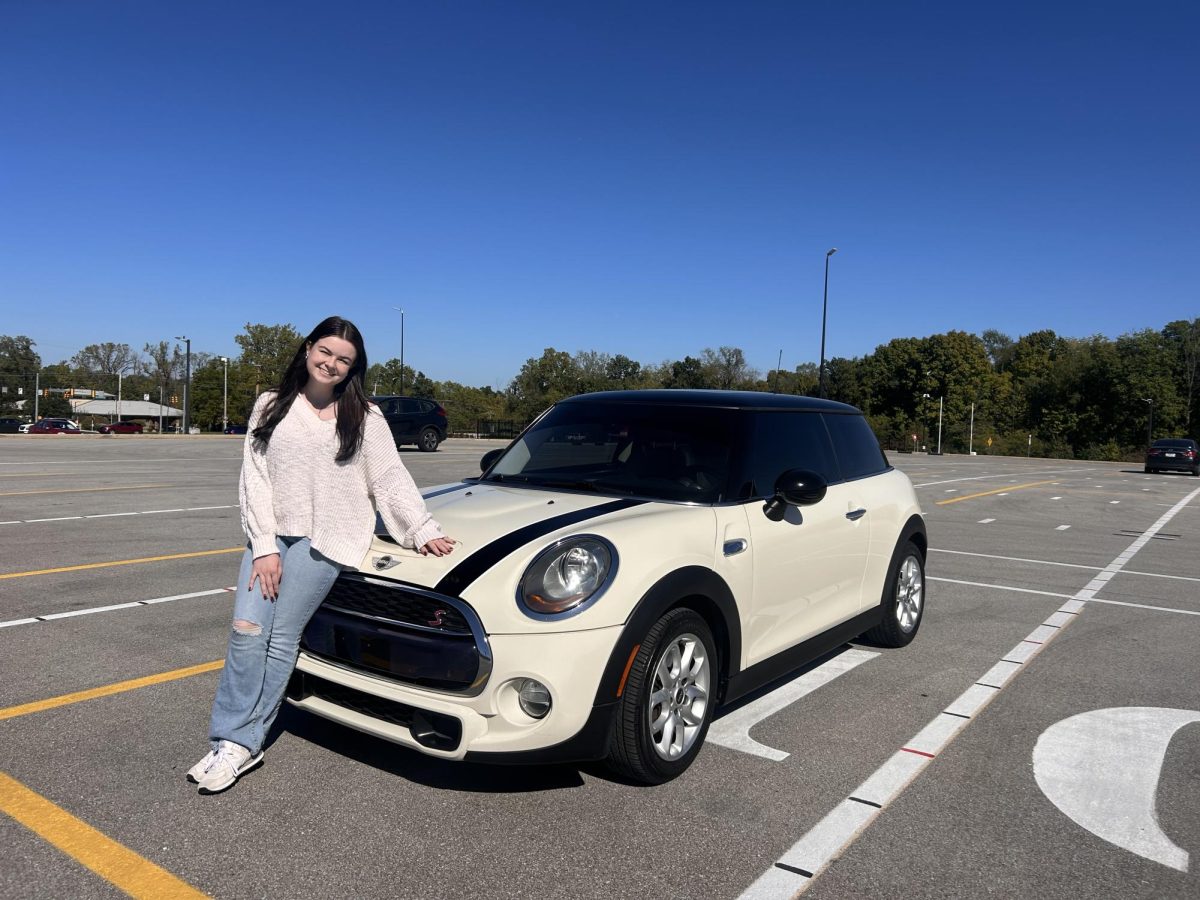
[{"left": 362, "top": 482, "right": 647, "bottom": 591}]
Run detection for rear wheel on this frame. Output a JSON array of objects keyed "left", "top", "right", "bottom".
[
  {"left": 417, "top": 427, "right": 440, "bottom": 452},
  {"left": 607, "top": 609, "right": 716, "bottom": 785},
  {"left": 865, "top": 540, "right": 925, "bottom": 647}
]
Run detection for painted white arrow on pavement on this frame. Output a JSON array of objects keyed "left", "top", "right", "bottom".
[
  {"left": 1033, "top": 706, "right": 1200, "bottom": 873},
  {"left": 708, "top": 648, "right": 879, "bottom": 761}
]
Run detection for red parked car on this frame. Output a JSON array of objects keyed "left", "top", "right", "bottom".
[
  {"left": 97, "top": 421, "right": 144, "bottom": 434},
  {"left": 27, "top": 418, "right": 82, "bottom": 434}
]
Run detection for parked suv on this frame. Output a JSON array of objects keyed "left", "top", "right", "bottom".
[
  {"left": 287, "top": 390, "right": 927, "bottom": 784},
  {"left": 0, "top": 418, "right": 24, "bottom": 434},
  {"left": 370, "top": 395, "right": 447, "bottom": 452}
]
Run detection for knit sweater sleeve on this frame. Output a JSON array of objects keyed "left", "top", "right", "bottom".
[
  {"left": 239, "top": 392, "right": 280, "bottom": 559},
  {"left": 362, "top": 407, "right": 445, "bottom": 550}
]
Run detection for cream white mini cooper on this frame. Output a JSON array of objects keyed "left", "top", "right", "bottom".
[{"left": 287, "top": 390, "right": 927, "bottom": 784}]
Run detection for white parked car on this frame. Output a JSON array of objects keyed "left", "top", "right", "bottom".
[{"left": 287, "top": 390, "right": 927, "bottom": 783}]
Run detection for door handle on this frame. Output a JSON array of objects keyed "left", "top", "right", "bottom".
[{"left": 845, "top": 508, "right": 867, "bottom": 521}]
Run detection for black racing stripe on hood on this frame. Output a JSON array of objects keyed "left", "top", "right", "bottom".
[{"left": 434, "top": 498, "right": 646, "bottom": 596}]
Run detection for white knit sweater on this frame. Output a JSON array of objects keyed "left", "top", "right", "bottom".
[{"left": 239, "top": 391, "right": 445, "bottom": 567}]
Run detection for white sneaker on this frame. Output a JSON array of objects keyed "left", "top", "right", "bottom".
[
  {"left": 186, "top": 748, "right": 217, "bottom": 783},
  {"left": 195, "top": 740, "right": 264, "bottom": 794}
]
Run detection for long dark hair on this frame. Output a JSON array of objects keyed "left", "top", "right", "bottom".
[{"left": 252, "top": 316, "right": 370, "bottom": 463}]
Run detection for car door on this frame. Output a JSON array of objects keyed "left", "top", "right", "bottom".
[
  {"left": 822, "top": 412, "right": 899, "bottom": 612},
  {"left": 737, "top": 411, "right": 870, "bottom": 667}
]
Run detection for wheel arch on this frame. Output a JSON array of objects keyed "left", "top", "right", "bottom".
[{"left": 591, "top": 566, "right": 742, "bottom": 708}]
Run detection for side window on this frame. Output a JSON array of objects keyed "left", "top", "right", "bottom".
[
  {"left": 419, "top": 400, "right": 436, "bottom": 414},
  {"left": 736, "top": 412, "right": 840, "bottom": 499},
  {"left": 400, "top": 398, "right": 422, "bottom": 414},
  {"left": 823, "top": 413, "right": 888, "bottom": 480},
  {"left": 377, "top": 398, "right": 398, "bottom": 416}
]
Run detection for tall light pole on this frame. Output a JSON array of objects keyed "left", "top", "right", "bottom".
[
  {"left": 175, "top": 335, "right": 191, "bottom": 434},
  {"left": 818, "top": 248, "right": 838, "bottom": 399},
  {"left": 1142, "top": 397, "right": 1154, "bottom": 447},
  {"left": 391, "top": 306, "right": 405, "bottom": 393},
  {"left": 219, "top": 356, "right": 229, "bottom": 431}
]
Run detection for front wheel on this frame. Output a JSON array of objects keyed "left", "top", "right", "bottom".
[
  {"left": 606, "top": 609, "right": 717, "bottom": 785},
  {"left": 417, "top": 427, "right": 440, "bottom": 452},
  {"left": 864, "top": 540, "right": 925, "bottom": 648}
]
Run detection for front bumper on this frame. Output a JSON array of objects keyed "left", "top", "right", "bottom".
[{"left": 287, "top": 624, "right": 625, "bottom": 761}]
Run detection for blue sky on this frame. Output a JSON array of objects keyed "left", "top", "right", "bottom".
[{"left": 3, "top": 1, "right": 1196, "bottom": 388}]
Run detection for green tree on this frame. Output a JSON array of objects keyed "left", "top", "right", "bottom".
[
  {"left": 0, "top": 335, "right": 41, "bottom": 416},
  {"left": 234, "top": 323, "right": 303, "bottom": 394},
  {"left": 664, "top": 356, "right": 711, "bottom": 389},
  {"left": 508, "top": 348, "right": 579, "bottom": 421},
  {"left": 71, "top": 342, "right": 142, "bottom": 376}
]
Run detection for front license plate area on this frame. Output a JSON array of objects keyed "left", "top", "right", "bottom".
[{"left": 302, "top": 607, "right": 481, "bottom": 692}]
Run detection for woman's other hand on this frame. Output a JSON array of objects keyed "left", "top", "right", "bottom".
[
  {"left": 419, "top": 537, "right": 457, "bottom": 557},
  {"left": 250, "top": 553, "right": 283, "bottom": 600}
]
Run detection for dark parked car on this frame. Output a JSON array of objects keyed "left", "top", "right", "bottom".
[
  {"left": 27, "top": 418, "right": 82, "bottom": 434},
  {"left": 97, "top": 421, "right": 144, "bottom": 434},
  {"left": 225, "top": 424, "right": 248, "bottom": 435},
  {"left": 1145, "top": 438, "right": 1199, "bottom": 475},
  {"left": 0, "top": 418, "right": 24, "bottom": 434},
  {"left": 370, "top": 395, "right": 447, "bottom": 452}
]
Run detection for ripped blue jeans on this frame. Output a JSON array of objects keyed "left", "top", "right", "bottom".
[{"left": 208, "top": 536, "right": 341, "bottom": 755}]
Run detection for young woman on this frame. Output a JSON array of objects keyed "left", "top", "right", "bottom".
[{"left": 188, "top": 316, "right": 455, "bottom": 794}]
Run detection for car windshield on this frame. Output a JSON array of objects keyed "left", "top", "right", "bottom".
[{"left": 484, "top": 400, "right": 739, "bottom": 503}]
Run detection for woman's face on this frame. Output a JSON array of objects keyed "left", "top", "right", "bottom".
[{"left": 306, "top": 335, "right": 358, "bottom": 388}]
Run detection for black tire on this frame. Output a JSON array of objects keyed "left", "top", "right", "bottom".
[
  {"left": 417, "top": 427, "right": 440, "bottom": 452},
  {"left": 606, "top": 608, "right": 717, "bottom": 785},
  {"left": 864, "top": 540, "right": 925, "bottom": 648},
  {"left": 1144, "top": 467, "right": 1152, "bottom": 474}
]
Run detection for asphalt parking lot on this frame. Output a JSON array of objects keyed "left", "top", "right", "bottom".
[{"left": 1, "top": 436, "right": 1197, "bottom": 899}]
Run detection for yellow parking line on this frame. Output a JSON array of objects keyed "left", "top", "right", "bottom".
[
  {"left": 0, "top": 548, "right": 242, "bottom": 580},
  {"left": 0, "top": 771, "right": 208, "bottom": 899},
  {"left": 0, "top": 483, "right": 171, "bottom": 497},
  {"left": 936, "top": 480, "right": 1058, "bottom": 505},
  {"left": 0, "top": 660, "right": 224, "bottom": 722}
]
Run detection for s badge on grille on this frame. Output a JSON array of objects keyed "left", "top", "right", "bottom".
[{"left": 428, "top": 609, "right": 447, "bottom": 627}]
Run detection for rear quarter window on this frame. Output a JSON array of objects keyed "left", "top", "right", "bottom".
[{"left": 823, "top": 413, "right": 888, "bottom": 480}]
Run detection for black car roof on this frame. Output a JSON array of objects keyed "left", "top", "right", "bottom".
[{"left": 560, "top": 389, "right": 861, "bottom": 414}]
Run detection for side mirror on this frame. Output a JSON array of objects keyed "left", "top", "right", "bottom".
[
  {"left": 480, "top": 448, "right": 504, "bottom": 473},
  {"left": 763, "top": 469, "right": 827, "bottom": 521}
]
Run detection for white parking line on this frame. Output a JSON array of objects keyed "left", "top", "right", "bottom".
[
  {"left": 913, "top": 467, "right": 1096, "bottom": 488},
  {"left": 929, "top": 548, "right": 1200, "bottom": 583},
  {"left": 978, "top": 518, "right": 995, "bottom": 524},
  {"left": 708, "top": 649, "right": 879, "bottom": 761},
  {"left": 3, "top": 505, "right": 237, "bottom": 526},
  {"left": 1056, "top": 525, "right": 1071, "bottom": 530},
  {"left": 927, "top": 577, "right": 1073, "bottom": 599},
  {"left": 0, "top": 586, "right": 237, "bottom": 628},
  {"left": 739, "top": 484, "right": 1200, "bottom": 898},
  {"left": 1087, "top": 598, "right": 1200, "bottom": 617}
]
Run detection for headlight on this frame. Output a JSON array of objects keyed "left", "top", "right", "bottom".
[{"left": 519, "top": 536, "right": 617, "bottom": 617}]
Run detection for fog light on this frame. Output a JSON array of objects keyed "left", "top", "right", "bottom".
[{"left": 517, "top": 679, "right": 552, "bottom": 719}]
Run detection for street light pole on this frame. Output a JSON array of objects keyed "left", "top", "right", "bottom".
[
  {"left": 392, "top": 307, "right": 405, "bottom": 393},
  {"left": 1143, "top": 397, "right": 1154, "bottom": 447},
  {"left": 818, "top": 248, "right": 837, "bottom": 399},
  {"left": 937, "top": 395, "right": 944, "bottom": 455},
  {"left": 219, "top": 357, "right": 229, "bottom": 431},
  {"left": 175, "top": 335, "right": 191, "bottom": 434}
]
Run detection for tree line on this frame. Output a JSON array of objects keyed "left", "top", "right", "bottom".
[{"left": 2, "top": 319, "right": 1197, "bottom": 459}]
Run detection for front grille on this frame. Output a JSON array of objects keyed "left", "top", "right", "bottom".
[
  {"left": 324, "top": 574, "right": 471, "bottom": 634},
  {"left": 301, "top": 573, "right": 491, "bottom": 695}
]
